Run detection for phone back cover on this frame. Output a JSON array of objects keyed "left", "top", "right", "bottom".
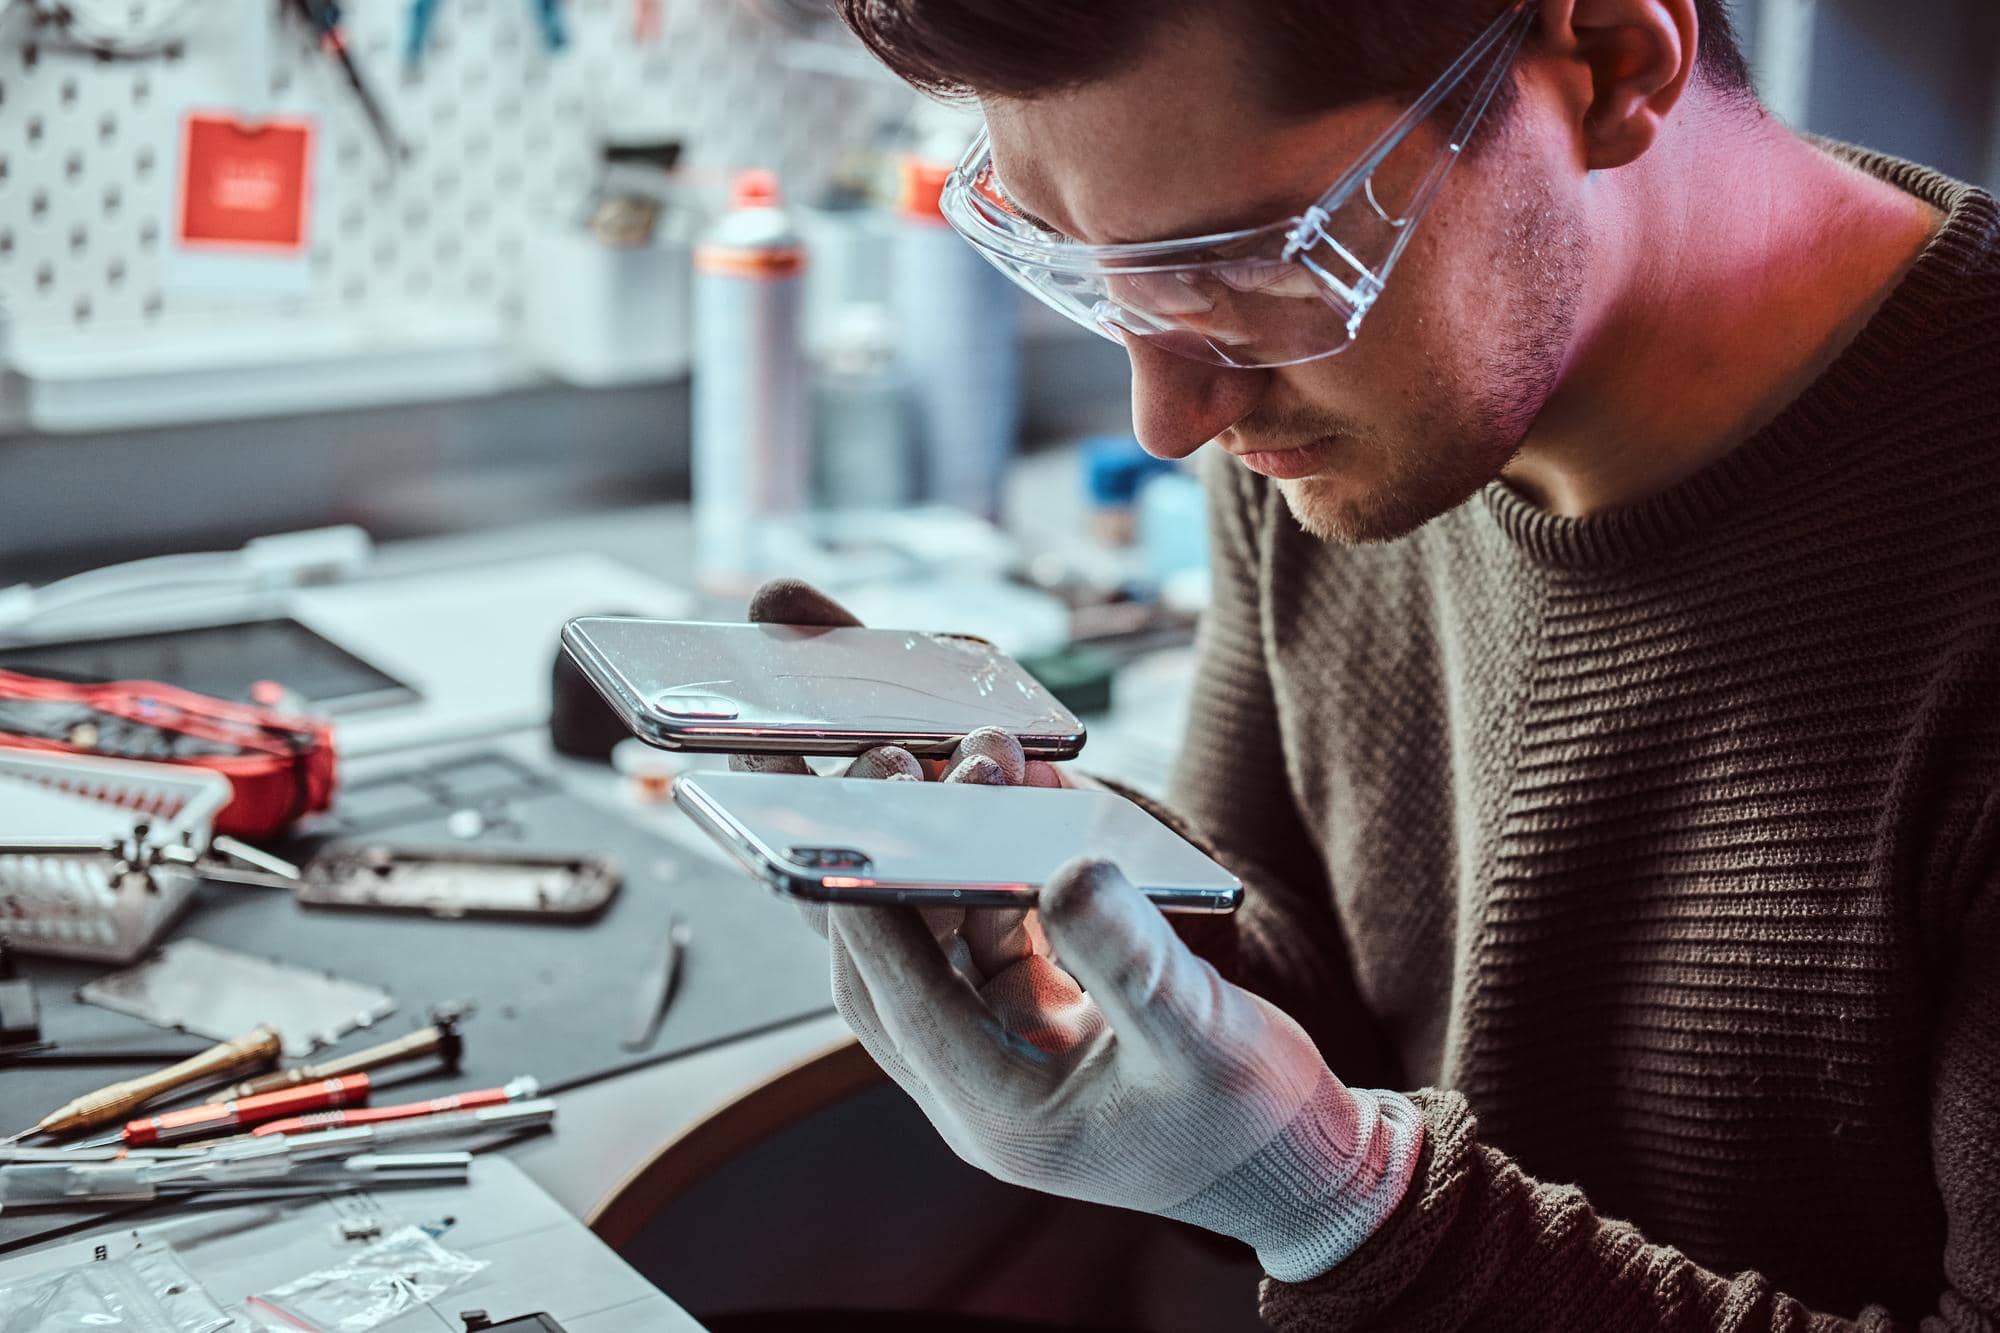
[
  {"left": 678, "top": 772, "right": 1242, "bottom": 910},
  {"left": 567, "top": 618, "right": 1083, "bottom": 753}
]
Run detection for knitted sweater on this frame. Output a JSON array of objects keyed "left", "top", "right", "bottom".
[{"left": 1167, "top": 150, "right": 2000, "bottom": 1330}]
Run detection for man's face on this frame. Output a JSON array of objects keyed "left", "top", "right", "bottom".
[{"left": 984, "top": 15, "right": 1587, "bottom": 543}]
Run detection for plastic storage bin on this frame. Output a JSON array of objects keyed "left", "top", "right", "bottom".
[{"left": 0, "top": 749, "right": 230, "bottom": 963}]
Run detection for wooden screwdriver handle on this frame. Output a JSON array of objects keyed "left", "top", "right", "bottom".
[
  {"left": 40, "top": 1025, "right": 282, "bottom": 1135},
  {"left": 226, "top": 1024, "right": 445, "bottom": 1099}
]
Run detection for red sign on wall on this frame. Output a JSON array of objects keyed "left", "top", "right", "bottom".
[{"left": 175, "top": 112, "right": 315, "bottom": 253}]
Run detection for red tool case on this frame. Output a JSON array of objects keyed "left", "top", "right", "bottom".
[{"left": 0, "top": 669, "right": 335, "bottom": 839}]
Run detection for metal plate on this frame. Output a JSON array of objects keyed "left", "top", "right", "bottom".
[
  {"left": 78, "top": 939, "right": 396, "bottom": 1056},
  {"left": 296, "top": 847, "right": 621, "bottom": 922}
]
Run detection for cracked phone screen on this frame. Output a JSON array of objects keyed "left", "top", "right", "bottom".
[{"left": 574, "top": 619, "right": 1083, "bottom": 755}]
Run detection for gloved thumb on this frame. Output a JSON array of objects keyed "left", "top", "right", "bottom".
[{"left": 1037, "top": 856, "right": 1216, "bottom": 1055}]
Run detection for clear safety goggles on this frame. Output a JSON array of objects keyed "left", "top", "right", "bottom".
[{"left": 940, "top": 0, "right": 1539, "bottom": 368}]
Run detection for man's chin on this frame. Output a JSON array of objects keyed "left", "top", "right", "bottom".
[{"left": 1279, "top": 475, "right": 1449, "bottom": 546}]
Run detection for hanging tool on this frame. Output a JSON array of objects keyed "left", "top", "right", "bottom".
[
  {"left": 405, "top": 0, "right": 442, "bottom": 69},
  {"left": 531, "top": 0, "right": 566, "bottom": 51},
  {"left": 223, "top": 1003, "right": 469, "bottom": 1100},
  {"left": 117, "top": 1072, "right": 371, "bottom": 1147},
  {"left": 633, "top": 0, "right": 662, "bottom": 44},
  {"left": 3, "top": 1025, "right": 281, "bottom": 1144},
  {"left": 252, "top": 1075, "right": 540, "bottom": 1136},
  {"left": 407, "top": 0, "right": 565, "bottom": 68},
  {"left": 622, "top": 916, "right": 688, "bottom": 1052},
  {"left": 287, "top": 0, "right": 405, "bottom": 159}
]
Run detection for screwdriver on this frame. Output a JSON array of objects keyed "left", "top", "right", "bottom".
[
  {"left": 251, "top": 1076, "right": 539, "bottom": 1137},
  {"left": 221, "top": 1010, "right": 465, "bottom": 1100},
  {"left": 121, "top": 1073, "right": 371, "bottom": 1147},
  {"left": 1, "top": 1025, "right": 281, "bottom": 1144}
]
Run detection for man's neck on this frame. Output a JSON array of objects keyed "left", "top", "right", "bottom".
[{"left": 1502, "top": 100, "right": 1943, "bottom": 520}]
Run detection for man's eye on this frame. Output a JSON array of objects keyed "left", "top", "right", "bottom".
[{"left": 980, "top": 169, "right": 1068, "bottom": 238}]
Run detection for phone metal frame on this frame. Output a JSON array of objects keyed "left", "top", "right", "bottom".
[
  {"left": 560, "top": 618, "right": 1089, "bottom": 760},
  {"left": 672, "top": 774, "right": 1242, "bottom": 914}
]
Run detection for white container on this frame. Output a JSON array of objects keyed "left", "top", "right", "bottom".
[
  {"left": 692, "top": 169, "right": 811, "bottom": 596},
  {"left": 522, "top": 229, "right": 692, "bottom": 387},
  {"left": 892, "top": 156, "right": 1021, "bottom": 520},
  {"left": 0, "top": 750, "right": 230, "bottom": 963}
]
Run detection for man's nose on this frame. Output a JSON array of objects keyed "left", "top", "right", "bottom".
[{"left": 1125, "top": 339, "right": 1267, "bottom": 460}]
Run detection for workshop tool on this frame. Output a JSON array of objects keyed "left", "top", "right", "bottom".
[
  {"left": 3, "top": 1025, "right": 281, "bottom": 1144},
  {"left": 253, "top": 1096, "right": 555, "bottom": 1152},
  {"left": 0, "top": 668, "right": 336, "bottom": 842},
  {"left": 287, "top": 0, "right": 404, "bottom": 158},
  {"left": 252, "top": 1076, "right": 539, "bottom": 1137},
  {"left": 0, "top": 749, "right": 232, "bottom": 964},
  {"left": 0, "top": 1148, "right": 471, "bottom": 1207},
  {"left": 407, "top": 0, "right": 565, "bottom": 69},
  {"left": 119, "top": 1072, "right": 372, "bottom": 1147},
  {"left": 623, "top": 916, "right": 688, "bottom": 1051},
  {"left": 223, "top": 1004, "right": 469, "bottom": 1100}
]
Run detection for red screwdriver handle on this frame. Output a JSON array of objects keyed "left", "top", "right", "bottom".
[
  {"left": 124, "top": 1074, "right": 372, "bottom": 1146},
  {"left": 251, "top": 1084, "right": 515, "bottom": 1137}
]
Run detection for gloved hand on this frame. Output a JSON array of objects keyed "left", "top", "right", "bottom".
[
  {"left": 829, "top": 857, "right": 1424, "bottom": 1284},
  {"left": 729, "top": 581, "right": 1421, "bottom": 1281}
]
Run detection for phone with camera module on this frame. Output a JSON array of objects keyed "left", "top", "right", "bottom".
[
  {"left": 560, "top": 617, "right": 1087, "bottom": 760},
  {"left": 673, "top": 771, "right": 1241, "bottom": 914}
]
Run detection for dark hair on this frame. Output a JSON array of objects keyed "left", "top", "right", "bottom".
[{"left": 837, "top": 0, "right": 1752, "bottom": 118}]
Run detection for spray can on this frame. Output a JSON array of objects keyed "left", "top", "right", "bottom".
[
  {"left": 692, "top": 169, "right": 810, "bottom": 596},
  {"left": 892, "top": 156, "right": 1021, "bottom": 520}
]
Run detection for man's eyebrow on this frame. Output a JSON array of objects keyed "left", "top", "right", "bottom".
[{"left": 994, "top": 168, "right": 1312, "bottom": 245}]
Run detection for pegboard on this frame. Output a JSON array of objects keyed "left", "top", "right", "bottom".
[{"left": 0, "top": 0, "right": 910, "bottom": 387}]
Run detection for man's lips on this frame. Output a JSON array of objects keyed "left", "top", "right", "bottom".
[{"left": 1232, "top": 438, "right": 1338, "bottom": 481}]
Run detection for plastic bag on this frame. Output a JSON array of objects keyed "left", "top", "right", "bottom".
[
  {"left": 243, "top": 1227, "right": 487, "bottom": 1333},
  {"left": 0, "top": 1246, "right": 231, "bottom": 1333}
]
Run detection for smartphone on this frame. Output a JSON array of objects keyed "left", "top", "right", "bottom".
[
  {"left": 673, "top": 771, "right": 1241, "bottom": 914},
  {"left": 560, "top": 617, "right": 1087, "bottom": 760}
]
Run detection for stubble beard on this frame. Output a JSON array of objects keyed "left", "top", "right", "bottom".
[{"left": 1278, "top": 182, "right": 1585, "bottom": 546}]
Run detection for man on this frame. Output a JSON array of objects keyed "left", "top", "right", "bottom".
[{"left": 746, "top": 0, "right": 1999, "bottom": 1326}]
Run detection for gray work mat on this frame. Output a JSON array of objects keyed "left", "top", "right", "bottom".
[{"left": 1, "top": 752, "right": 833, "bottom": 1250}]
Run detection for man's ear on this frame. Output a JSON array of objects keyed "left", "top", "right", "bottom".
[{"left": 1536, "top": 0, "right": 1698, "bottom": 170}]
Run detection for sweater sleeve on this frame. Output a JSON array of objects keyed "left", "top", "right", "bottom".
[
  {"left": 1257, "top": 852, "right": 2000, "bottom": 1332},
  {"left": 1160, "top": 452, "right": 1399, "bottom": 1086}
]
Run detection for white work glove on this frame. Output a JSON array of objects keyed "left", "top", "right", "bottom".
[
  {"left": 829, "top": 859, "right": 1423, "bottom": 1282},
  {"left": 731, "top": 580, "right": 1422, "bottom": 1281}
]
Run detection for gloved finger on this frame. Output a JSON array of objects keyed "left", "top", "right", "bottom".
[
  {"left": 791, "top": 897, "right": 829, "bottom": 939},
  {"left": 977, "top": 952, "right": 1099, "bottom": 1055},
  {"left": 829, "top": 919, "right": 1000, "bottom": 1164},
  {"left": 961, "top": 906, "right": 1039, "bottom": 981},
  {"left": 1037, "top": 856, "right": 1221, "bottom": 1057},
  {"left": 830, "top": 904, "right": 1043, "bottom": 1103},
  {"left": 746, "top": 578, "right": 862, "bottom": 628},
  {"left": 947, "top": 727, "right": 1026, "bottom": 786},
  {"left": 828, "top": 914, "right": 931, "bottom": 1096},
  {"left": 941, "top": 753, "right": 1008, "bottom": 786},
  {"left": 729, "top": 752, "right": 813, "bottom": 776},
  {"left": 845, "top": 746, "right": 924, "bottom": 781}
]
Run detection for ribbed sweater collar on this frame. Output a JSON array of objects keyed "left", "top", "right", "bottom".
[{"left": 1483, "top": 146, "right": 1999, "bottom": 571}]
